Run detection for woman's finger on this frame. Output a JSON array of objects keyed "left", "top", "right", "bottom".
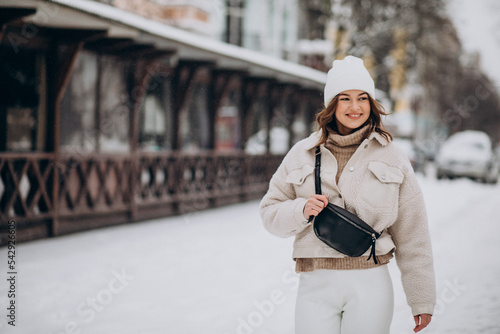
[
  {"left": 311, "top": 198, "right": 326, "bottom": 211},
  {"left": 303, "top": 196, "right": 328, "bottom": 218},
  {"left": 311, "top": 194, "right": 329, "bottom": 207},
  {"left": 319, "top": 195, "right": 329, "bottom": 206},
  {"left": 413, "top": 314, "right": 432, "bottom": 333}
]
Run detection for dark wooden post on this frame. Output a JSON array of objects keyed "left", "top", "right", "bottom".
[
  {"left": 240, "top": 78, "right": 257, "bottom": 150},
  {"left": 240, "top": 78, "right": 264, "bottom": 201},
  {"left": 129, "top": 59, "right": 156, "bottom": 220},
  {"left": 95, "top": 53, "right": 103, "bottom": 152},
  {"left": 170, "top": 60, "right": 215, "bottom": 150},
  {"left": 44, "top": 28, "right": 106, "bottom": 236},
  {"left": 46, "top": 40, "right": 83, "bottom": 236},
  {"left": 266, "top": 82, "right": 284, "bottom": 154},
  {"left": 172, "top": 62, "right": 199, "bottom": 150},
  {"left": 286, "top": 85, "right": 301, "bottom": 149},
  {"left": 128, "top": 53, "right": 173, "bottom": 220},
  {"left": 240, "top": 78, "right": 268, "bottom": 149},
  {"left": 208, "top": 70, "right": 230, "bottom": 149}
]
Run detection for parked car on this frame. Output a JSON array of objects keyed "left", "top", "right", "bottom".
[{"left": 436, "top": 130, "right": 499, "bottom": 184}]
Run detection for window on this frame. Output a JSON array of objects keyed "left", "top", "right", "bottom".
[
  {"left": 269, "top": 100, "right": 291, "bottom": 154},
  {"left": 215, "top": 88, "right": 241, "bottom": 151},
  {"left": 0, "top": 46, "right": 42, "bottom": 152},
  {"left": 244, "top": 97, "right": 270, "bottom": 154},
  {"left": 61, "top": 51, "right": 131, "bottom": 154},
  {"left": 60, "top": 50, "right": 98, "bottom": 153},
  {"left": 139, "top": 74, "right": 174, "bottom": 151},
  {"left": 225, "top": 0, "right": 245, "bottom": 46},
  {"left": 180, "top": 83, "right": 210, "bottom": 151},
  {"left": 99, "top": 55, "right": 130, "bottom": 153}
]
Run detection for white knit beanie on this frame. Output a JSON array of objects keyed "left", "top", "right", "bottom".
[{"left": 323, "top": 55, "right": 375, "bottom": 106}]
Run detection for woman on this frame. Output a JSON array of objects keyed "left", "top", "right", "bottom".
[{"left": 260, "top": 56, "right": 436, "bottom": 333}]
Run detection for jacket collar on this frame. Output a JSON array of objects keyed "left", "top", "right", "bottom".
[{"left": 302, "top": 129, "right": 389, "bottom": 151}]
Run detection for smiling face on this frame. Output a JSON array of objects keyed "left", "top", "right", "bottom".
[{"left": 334, "top": 90, "right": 371, "bottom": 135}]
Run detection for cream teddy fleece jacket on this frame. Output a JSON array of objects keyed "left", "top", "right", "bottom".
[{"left": 260, "top": 130, "right": 436, "bottom": 316}]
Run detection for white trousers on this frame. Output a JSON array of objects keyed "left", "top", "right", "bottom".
[{"left": 295, "top": 265, "right": 394, "bottom": 334}]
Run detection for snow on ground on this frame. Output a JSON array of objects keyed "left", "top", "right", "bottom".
[{"left": 1, "top": 176, "right": 500, "bottom": 334}]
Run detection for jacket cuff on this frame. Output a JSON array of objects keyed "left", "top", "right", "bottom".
[
  {"left": 410, "top": 303, "right": 435, "bottom": 316},
  {"left": 293, "top": 198, "right": 310, "bottom": 229}
]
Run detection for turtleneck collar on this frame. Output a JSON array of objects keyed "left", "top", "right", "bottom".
[{"left": 326, "top": 123, "right": 372, "bottom": 148}]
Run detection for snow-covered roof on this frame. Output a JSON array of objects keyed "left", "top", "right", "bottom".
[{"left": 47, "top": 0, "right": 327, "bottom": 88}]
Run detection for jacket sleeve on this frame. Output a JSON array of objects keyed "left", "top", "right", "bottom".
[
  {"left": 388, "top": 171, "right": 436, "bottom": 316},
  {"left": 259, "top": 156, "right": 310, "bottom": 238}
]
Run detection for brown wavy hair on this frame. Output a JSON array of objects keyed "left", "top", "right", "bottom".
[{"left": 316, "top": 94, "right": 393, "bottom": 146}]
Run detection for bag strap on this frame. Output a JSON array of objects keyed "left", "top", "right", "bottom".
[
  {"left": 307, "top": 146, "right": 322, "bottom": 224},
  {"left": 314, "top": 146, "right": 322, "bottom": 195}
]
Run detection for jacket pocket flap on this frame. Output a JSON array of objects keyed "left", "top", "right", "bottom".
[
  {"left": 368, "top": 161, "right": 404, "bottom": 184},
  {"left": 286, "top": 164, "right": 315, "bottom": 185}
]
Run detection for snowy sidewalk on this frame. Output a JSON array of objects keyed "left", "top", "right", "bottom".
[{"left": 1, "top": 177, "right": 499, "bottom": 334}]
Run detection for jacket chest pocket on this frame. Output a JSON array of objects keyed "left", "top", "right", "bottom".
[
  {"left": 360, "top": 161, "right": 404, "bottom": 210},
  {"left": 286, "top": 164, "right": 315, "bottom": 197}
]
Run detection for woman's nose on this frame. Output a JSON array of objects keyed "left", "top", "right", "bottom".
[{"left": 351, "top": 101, "right": 361, "bottom": 110}]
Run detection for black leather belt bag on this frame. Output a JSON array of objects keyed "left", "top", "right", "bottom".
[{"left": 308, "top": 146, "right": 381, "bottom": 264}]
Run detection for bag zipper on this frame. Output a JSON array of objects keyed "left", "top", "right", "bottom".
[{"left": 328, "top": 206, "right": 379, "bottom": 237}]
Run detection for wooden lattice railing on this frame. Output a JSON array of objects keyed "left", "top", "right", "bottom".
[
  {"left": 0, "top": 153, "right": 55, "bottom": 222},
  {"left": 0, "top": 152, "right": 283, "bottom": 244},
  {"left": 57, "top": 154, "right": 133, "bottom": 216}
]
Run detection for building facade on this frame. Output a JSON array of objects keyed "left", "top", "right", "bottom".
[
  {"left": 0, "top": 0, "right": 325, "bottom": 245},
  {"left": 99, "top": 0, "right": 334, "bottom": 69}
]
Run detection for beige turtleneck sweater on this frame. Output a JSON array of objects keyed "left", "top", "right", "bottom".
[
  {"left": 326, "top": 124, "right": 370, "bottom": 184},
  {"left": 295, "top": 125, "right": 393, "bottom": 272}
]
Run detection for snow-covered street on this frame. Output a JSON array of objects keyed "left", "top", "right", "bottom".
[{"left": 1, "top": 176, "right": 500, "bottom": 334}]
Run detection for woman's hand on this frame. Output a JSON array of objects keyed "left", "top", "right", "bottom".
[
  {"left": 303, "top": 195, "right": 329, "bottom": 219},
  {"left": 413, "top": 314, "right": 432, "bottom": 332}
]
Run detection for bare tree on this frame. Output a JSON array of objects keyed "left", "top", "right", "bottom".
[
  {"left": 298, "top": 0, "right": 332, "bottom": 40},
  {"left": 334, "top": 0, "right": 500, "bottom": 137}
]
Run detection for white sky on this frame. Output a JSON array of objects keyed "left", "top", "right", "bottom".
[{"left": 447, "top": 0, "right": 500, "bottom": 90}]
